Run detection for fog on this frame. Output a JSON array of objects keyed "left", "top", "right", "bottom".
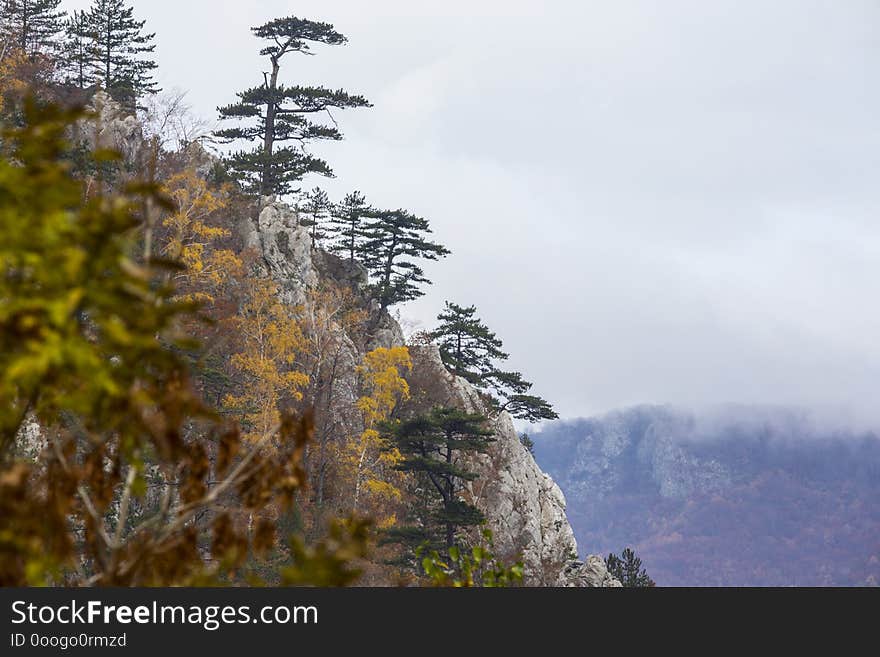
[{"left": 64, "top": 0, "right": 880, "bottom": 423}]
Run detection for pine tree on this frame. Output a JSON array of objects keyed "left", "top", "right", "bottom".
[
  {"left": 328, "top": 191, "right": 369, "bottom": 262},
  {"left": 606, "top": 548, "right": 656, "bottom": 587},
  {"left": 215, "top": 16, "right": 371, "bottom": 197},
  {"left": 359, "top": 208, "right": 450, "bottom": 310},
  {"left": 429, "top": 302, "right": 558, "bottom": 422},
  {"left": 0, "top": 0, "right": 66, "bottom": 57},
  {"left": 431, "top": 302, "right": 507, "bottom": 386},
  {"left": 297, "top": 187, "right": 331, "bottom": 246},
  {"left": 84, "top": 0, "right": 159, "bottom": 106},
  {"left": 61, "top": 10, "right": 95, "bottom": 89},
  {"left": 384, "top": 408, "right": 495, "bottom": 555}
]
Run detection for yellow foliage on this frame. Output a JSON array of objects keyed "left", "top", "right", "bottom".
[
  {"left": 0, "top": 49, "right": 31, "bottom": 115},
  {"left": 161, "top": 169, "right": 242, "bottom": 301},
  {"left": 356, "top": 347, "right": 412, "bottom": 425},
  {"left": 349, "top": 347, "right": 412, "bottom": 519},
  {"left": 223, "top": 278, "right": 310, "bottom": 440}
]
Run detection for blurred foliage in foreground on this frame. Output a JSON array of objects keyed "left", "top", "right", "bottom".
[
  {"left": 418, "top": 530, "right": 524, "bottom": 588},
  {"left": 0, "top": 101, "right": 368, "bottom": 586}
]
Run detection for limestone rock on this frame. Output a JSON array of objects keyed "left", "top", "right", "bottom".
[
  {"left": 240, "top": 199, "right": 319, "bottom": 306},
  {"left": 559, "top": 556, "right": 623, "bottom": 587},
  {"left": 241, "top": 200, "right": 617, "bottom": 587},
  {"left": 78, "top": 91, "right": 144, "bottom": 165},
  {"left": 182, "top": 142, "right": 219, "bottom": 179},
  {"left": 407, "top": 345, "right": 617, "bottom": 586}
]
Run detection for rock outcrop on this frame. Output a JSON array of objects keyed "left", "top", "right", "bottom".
[
  {"left": 32, "top": 86, "right": 619, "bottom": 586},
  {"left": 407, "top": 345, "right": 583, "bottom": 585},
  {"left": 243, "top": 200, "right": 617, "bottom": 586},
  {"left": 537, "top": 406, "right": 880, "bottom": 586},
  {"left": 239, "top": 199, "right": 320, "bottom": 307},
  {"left": 75, "top": 91, "right": 145, "bottom": 166},
  {"left": 537, "top": 406, "right": 732, "bottom": 506},
  {"left": 559, "top": 556, "right": 622, "bottom": 587}
]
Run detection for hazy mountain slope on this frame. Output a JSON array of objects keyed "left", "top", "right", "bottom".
[{"left": 534, "top": 406, "right": 880, "bottom": 586}]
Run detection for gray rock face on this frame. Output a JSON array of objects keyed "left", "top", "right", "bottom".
[
  {"left": 542, "top": 406, "right": 731, "bottom": 506},
  {"left": 76, "top": 91, "right": 144, "bottom": 166},
  {"left": 23, "top": 97, "right": 621, "bottom": 586},
  {"left": 638, "top": 423, "right": 731, "bottom": 500},
  {"left": 181, "top": 142, "right": 218, "bottom": 179},
  {"left": 559, "top": 556, "right": 623, "bottom": 588},
  {"left": 239, "top": 198, "right": 617, "bottom": 587},
  {"left": 408, "top": 345, "right": 617, "bottom": 587},
  {"left": 240, "top": 199, "right": 319, "bottom": 307}
]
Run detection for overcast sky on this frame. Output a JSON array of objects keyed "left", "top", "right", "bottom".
[{"left": 67, "top": 0, "right": 880, "bottom": 423}]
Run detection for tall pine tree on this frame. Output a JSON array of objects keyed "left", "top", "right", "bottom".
[
  {"left": 61, "top": 10, "right": 95, "bottom": 89},
  {"left": 297, "top": 186, "right": 330, "bottom": 246},
  {"left": 0, "top": 0, "right": 66, "bottom": 57},
  {"left": 216, "top": 16, "right": 371, "bottom": 197},
  {"left": 431, "top": 302, "right": 507, "bottom": 386},
  {"left": 84, "top": 0, "right": 159, "bottom": 106},
  {"left": 384, "top": 408, "right": 495, "bottom": 555},
  {"left": 430, "top": 302, "right": 558, "bottom": 422},
  {"left": 359, "top": 208, "right": 450, "bottom": 310},
  {"left": 328, "top": 191, "right": 369, "bottom": 262}
]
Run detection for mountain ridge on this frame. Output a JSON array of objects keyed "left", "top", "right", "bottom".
[{"left": 534, "top": 405, "right": 880, "bottom": 586}]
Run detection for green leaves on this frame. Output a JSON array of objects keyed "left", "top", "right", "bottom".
[
  {"left": 1, "top": 0, "right": 66, "bottom": 57},
  {"left": 382, "top": 407, "right": 494, "bottom": 555},
  {"left": 416, "top": 530, "right": 524, "bottom": 588},
  {"left": 215, "top": 14, "right": 369, "bottom": 196},
  {"left": 0, "top": 96, "right": 380, "bottom": 588},
  {"left": 281, "top": 518, "right": 371, "bottom": 587},
  {"left": 277, "top": 85, "right": 371, "bottom": 112},
  {"left": 358, "top": 208, "right": 451, "bottom": 309},
  {"left": 606, "top": 548, "right": 656, "bottom": 587},
  {"left": 252, "top": 16, "right": 347, "bottom": 56},
  {"left": 223, "top": 146, "right": 334, "bottom": 197},
  {"left": 0, "top": 99, "right": 199, "bottom": 452},
  {"left": 430, "top": 302, "right": 559, "bottom": 422},
  {"left": 66, "top": 0, "right": 160, "bottom": 104}
]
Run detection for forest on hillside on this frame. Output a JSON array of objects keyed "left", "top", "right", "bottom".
[
  {"left": 0, "top": 1, "right": 562, "bottom": 587},
  {"left": 536, "top": 407, "right": 880, "bottom": 586}
]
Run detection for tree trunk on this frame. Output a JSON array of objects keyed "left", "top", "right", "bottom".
[
  {"left": 380, "top": 234, "right": 398, "bottom": 310},
  {"left": 444, "top": 435, "right": 455, "bottom": 552},
  {"left": 20, "top": 5, "right": 28, "bottom": 53},
  {"left": 261, "top": 58, "right": 281, "bottom": 196},
  {"left": 105, "top": 16, "right": 111, "bottom": 90}
]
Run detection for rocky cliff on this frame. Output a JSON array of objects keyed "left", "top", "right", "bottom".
[
  {"left": 240, "top": 197, "right": 617, "bottom": 586},
  {"left": 73, "top": 91, "right": 145, "bottom": 166},
  {"left": 79, "top": 91, "right": 618, "bottom": 586}
]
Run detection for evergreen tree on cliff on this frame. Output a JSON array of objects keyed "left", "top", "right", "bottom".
[
  {"left": 61, "top": 10, "right": 95, "bottom": 89},
  {"left": 328, "top": 191, "right": 370, "bottom": 262},
  {"left": 215, "top": 16, "right": 371, "bottom": 197},
  {"left": 384, "top": 408, "right": 495, "bottom": 555},
  {"left": 358, "top": 208, "right": 450, "bottom": 310},
  {"left": 606, "top": 548, "right": 655, "bottom": 587},
  {"left": 430, "top": 302, "right": 558, "bottom": 422},
  {"left": 0, "top": 0, "right": 66, "bottom": 57},
  {"left": 82, "top": 0, "right": 159, "bottom": 106},
  {"left": 298, "top": 186, "right": 330, "bottom": 245}
]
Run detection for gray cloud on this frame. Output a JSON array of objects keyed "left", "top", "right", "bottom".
[{"left": 65, "top": 0, "right": 880, "bottom": 421}]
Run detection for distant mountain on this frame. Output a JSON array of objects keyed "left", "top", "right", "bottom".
[{"left": 533, "top": 406, "right": 880, "bottom": 586}]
